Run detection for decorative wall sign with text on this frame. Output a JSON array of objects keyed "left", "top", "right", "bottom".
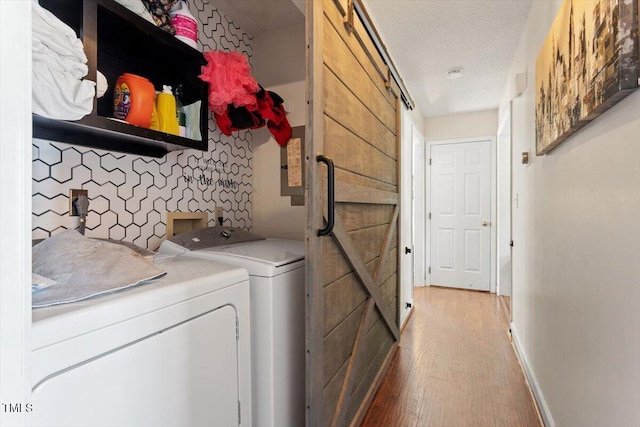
[{"left": 182, "top": 159, "right": 240, "bottom": 189}]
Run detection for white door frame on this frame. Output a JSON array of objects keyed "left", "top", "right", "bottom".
[
  {"left": 425, "top": 136, "right": 497, "bottom": 293},
  {"left": 411, "top": 125, "right": 426, "bottom": 287},
  {"left": 0, "top": 2, "right": 33, "bottom": 426},
  {"left": 399, "top": 106, "right": 415, "bottom": 327},
  {"left": 497, "top": 106, "right": 513, "bottom": 298}
]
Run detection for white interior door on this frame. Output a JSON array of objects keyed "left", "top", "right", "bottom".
[{"left": 430, "top": 141, "right": 491, "bottom": 291}]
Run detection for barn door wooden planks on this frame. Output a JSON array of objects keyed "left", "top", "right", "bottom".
[{"left": 306, "top": 0, "right": 401, "bottom": 426}]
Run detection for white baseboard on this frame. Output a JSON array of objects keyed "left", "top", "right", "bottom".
[{"left": 510, "top": 323, "right": 555, "bottom": 427}]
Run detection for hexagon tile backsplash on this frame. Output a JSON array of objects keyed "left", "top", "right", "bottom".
[{"left": 32, "top": 4, "right": 253, "bottom": 250}]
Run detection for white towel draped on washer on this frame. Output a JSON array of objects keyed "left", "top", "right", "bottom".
[
  {"left": 32, "top": 0, "right": 95, "bottom": 120},
  {"left": 32, "top": 230, "right": 166, "bottom": 308}
]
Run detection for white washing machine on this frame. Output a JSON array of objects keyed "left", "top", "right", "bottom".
[
  {"left": 159, "top": 227, "right": 305, "bottom": 427},
  {"left": 31, "top": 255, "right": 252, "bottom": 427}
]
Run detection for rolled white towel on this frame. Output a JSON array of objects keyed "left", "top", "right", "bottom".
[
  {"left": 32, "top": 1, "right": 86, "bottom": 65},
  {"left": 32, "top": 61, "right": 96, "bottom": 120},
  {"left": 32, "top": 0, "right": 95, "bottom": 120},
  {"left": 32, "top": 38, "right": 88, "bottom": 80}
]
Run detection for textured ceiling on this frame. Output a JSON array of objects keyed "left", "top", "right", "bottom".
[{"left": 363, "top": 0, "right": 532, "bottom": 117}]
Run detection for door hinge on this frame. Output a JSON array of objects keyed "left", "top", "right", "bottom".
[
  {"left": 428, "top": 212, "right": 431, "bottom": 220},
  {"left": 236, "top": 317, "right": 239, "bottom": 341},
  {"left": 510, "top": 240, "right": 514, "bottom": 247},
  {"left": 428, "top": 267, "right": 431, "bottom": 274},
  {"left": 429, "top": 158, "right": 432, "bottom": 165},
  {"left": 238, "top": 401, "right": 241, "bottom": 424}
]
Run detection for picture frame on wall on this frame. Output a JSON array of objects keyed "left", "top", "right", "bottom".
[{"left": 535, "top": 0, "right": 639, "bottom": 155}]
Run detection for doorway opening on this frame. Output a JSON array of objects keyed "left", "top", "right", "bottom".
[
  {"left": 426, "top": 136, "right": 497, "bottom": 292},
  {"left": 497, "top": 106, "right": 513, "bottom": 320}
]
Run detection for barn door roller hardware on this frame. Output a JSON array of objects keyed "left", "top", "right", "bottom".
[
  {"left": 344, "top": 0, "right": 355, "bottom": 33},
  {"left": 351, "top": 0, "right": 415, "bottom": 109}
]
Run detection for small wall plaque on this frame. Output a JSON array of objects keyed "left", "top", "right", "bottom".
[{"left": 280, "top": 126, "right": 305, "bottom": 206}]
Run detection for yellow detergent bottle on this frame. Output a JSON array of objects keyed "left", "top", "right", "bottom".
[{"left": 156, "top": 85, "right": 179, "bottom": 135}]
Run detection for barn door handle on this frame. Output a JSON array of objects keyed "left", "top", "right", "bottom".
[
  {"left": 316, "top": 155, "right": 335, "bottom": 236},
  {"left": 344, "top": 0, "right": 355, "bottom": 33}
]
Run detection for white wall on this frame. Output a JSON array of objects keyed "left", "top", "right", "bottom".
[
  {"left": 251, "top": 19, "right": 305, "bottom": 88},
  {"left": 251, "top": 81, "right": 306, "bottom": 240},
  {"left": 500, "top": 2, "right": 640, "bottom": 426},
  {"left": 0, "top": 3, "right": 32, "bottom": 425},
  {"left": 290, "top": 0, "right": 305, "bottom": 15},
  {"left": 424, "top": 109, "right": 498, "bottom": 141}
]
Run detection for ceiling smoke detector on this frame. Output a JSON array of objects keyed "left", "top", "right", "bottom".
[{"left": 446, "top": 68, "right": 464, "bottom": 79}]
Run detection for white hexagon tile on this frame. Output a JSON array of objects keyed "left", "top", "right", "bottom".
[{"left": 32, "top": 5, "right": 254, "bottom": 250}]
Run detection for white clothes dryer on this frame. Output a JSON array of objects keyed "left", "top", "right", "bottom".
[
  {"left": 159, "top": 227, "right": 305, "bottom": 427},
  {"left": 31, "top": 255, "right": 252, "bottom": 427}
]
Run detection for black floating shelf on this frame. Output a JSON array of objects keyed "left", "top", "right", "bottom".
[
  {"left": 33, "top": 114, "right": 205, "bottom": 158},
  {"left": 35, "top": 0, "right": 209, "bottom": 158}
]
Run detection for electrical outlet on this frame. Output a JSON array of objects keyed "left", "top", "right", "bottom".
[
  {"left": 215, "top": 206, "right": 223, "bottom": 225},
  {"left": 69, "top": 189, "right": 88, "bottom": 216}
]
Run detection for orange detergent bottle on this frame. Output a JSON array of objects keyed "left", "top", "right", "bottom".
[
  {"left": 113, "top": 73, "right": 155, "bottom": 127},
  {"left": 156, "top": 85, "right": 179, "bottom": 135}
]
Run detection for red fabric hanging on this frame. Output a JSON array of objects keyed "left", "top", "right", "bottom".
[
  {"left": 214, "top": 89, "right": 292, "bottom": 146},
  {"left": 199, "top": 51, "right": 260, "bottom": 115},
  {"left": 200, "top": 51, "right": 292, "bottom": 146}
]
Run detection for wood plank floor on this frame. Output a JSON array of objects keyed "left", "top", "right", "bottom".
[
  {"left": 499, "top": 295, "right": 511, "bottom": 324},
  {"left": 360, "top": 287, "right": 541, "bottom": 427}
]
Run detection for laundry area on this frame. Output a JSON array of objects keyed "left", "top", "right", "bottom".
[
  {"left": 24, "top": 0, "right": 405, "bottom": 426},
  {"left": 5, "top": 0, "right": 640, "bottom": 426}
]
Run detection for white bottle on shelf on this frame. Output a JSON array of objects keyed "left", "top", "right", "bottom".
[
  {"left": 169, "top": 0, "right": 198, "bottom": 49},
  {"left": 174, "top": 84, "right": 187, "bottom": 137}
]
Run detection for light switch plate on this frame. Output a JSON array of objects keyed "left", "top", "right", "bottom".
[
  {"left": 69, "top": 189, "right": 88, "bottom": 216},
  {"left": 214, "top": 207, "right": 223, "bottom": 225}
]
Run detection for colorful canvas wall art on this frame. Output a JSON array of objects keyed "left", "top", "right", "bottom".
[{"left": 535, "top": 0, "right": 639, "bottom": 154}]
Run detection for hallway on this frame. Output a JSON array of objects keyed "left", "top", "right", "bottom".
[{"left": 361, "top": 287, "right": 542, "bottom": 427}]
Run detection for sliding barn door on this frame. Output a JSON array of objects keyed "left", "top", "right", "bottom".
[{"left": 306, "top": 1, "right": 401, "bottom": 426}]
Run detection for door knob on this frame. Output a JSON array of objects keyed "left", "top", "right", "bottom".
[{"left": 482, "top": 221, "right": 490, "bottom": 227}]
